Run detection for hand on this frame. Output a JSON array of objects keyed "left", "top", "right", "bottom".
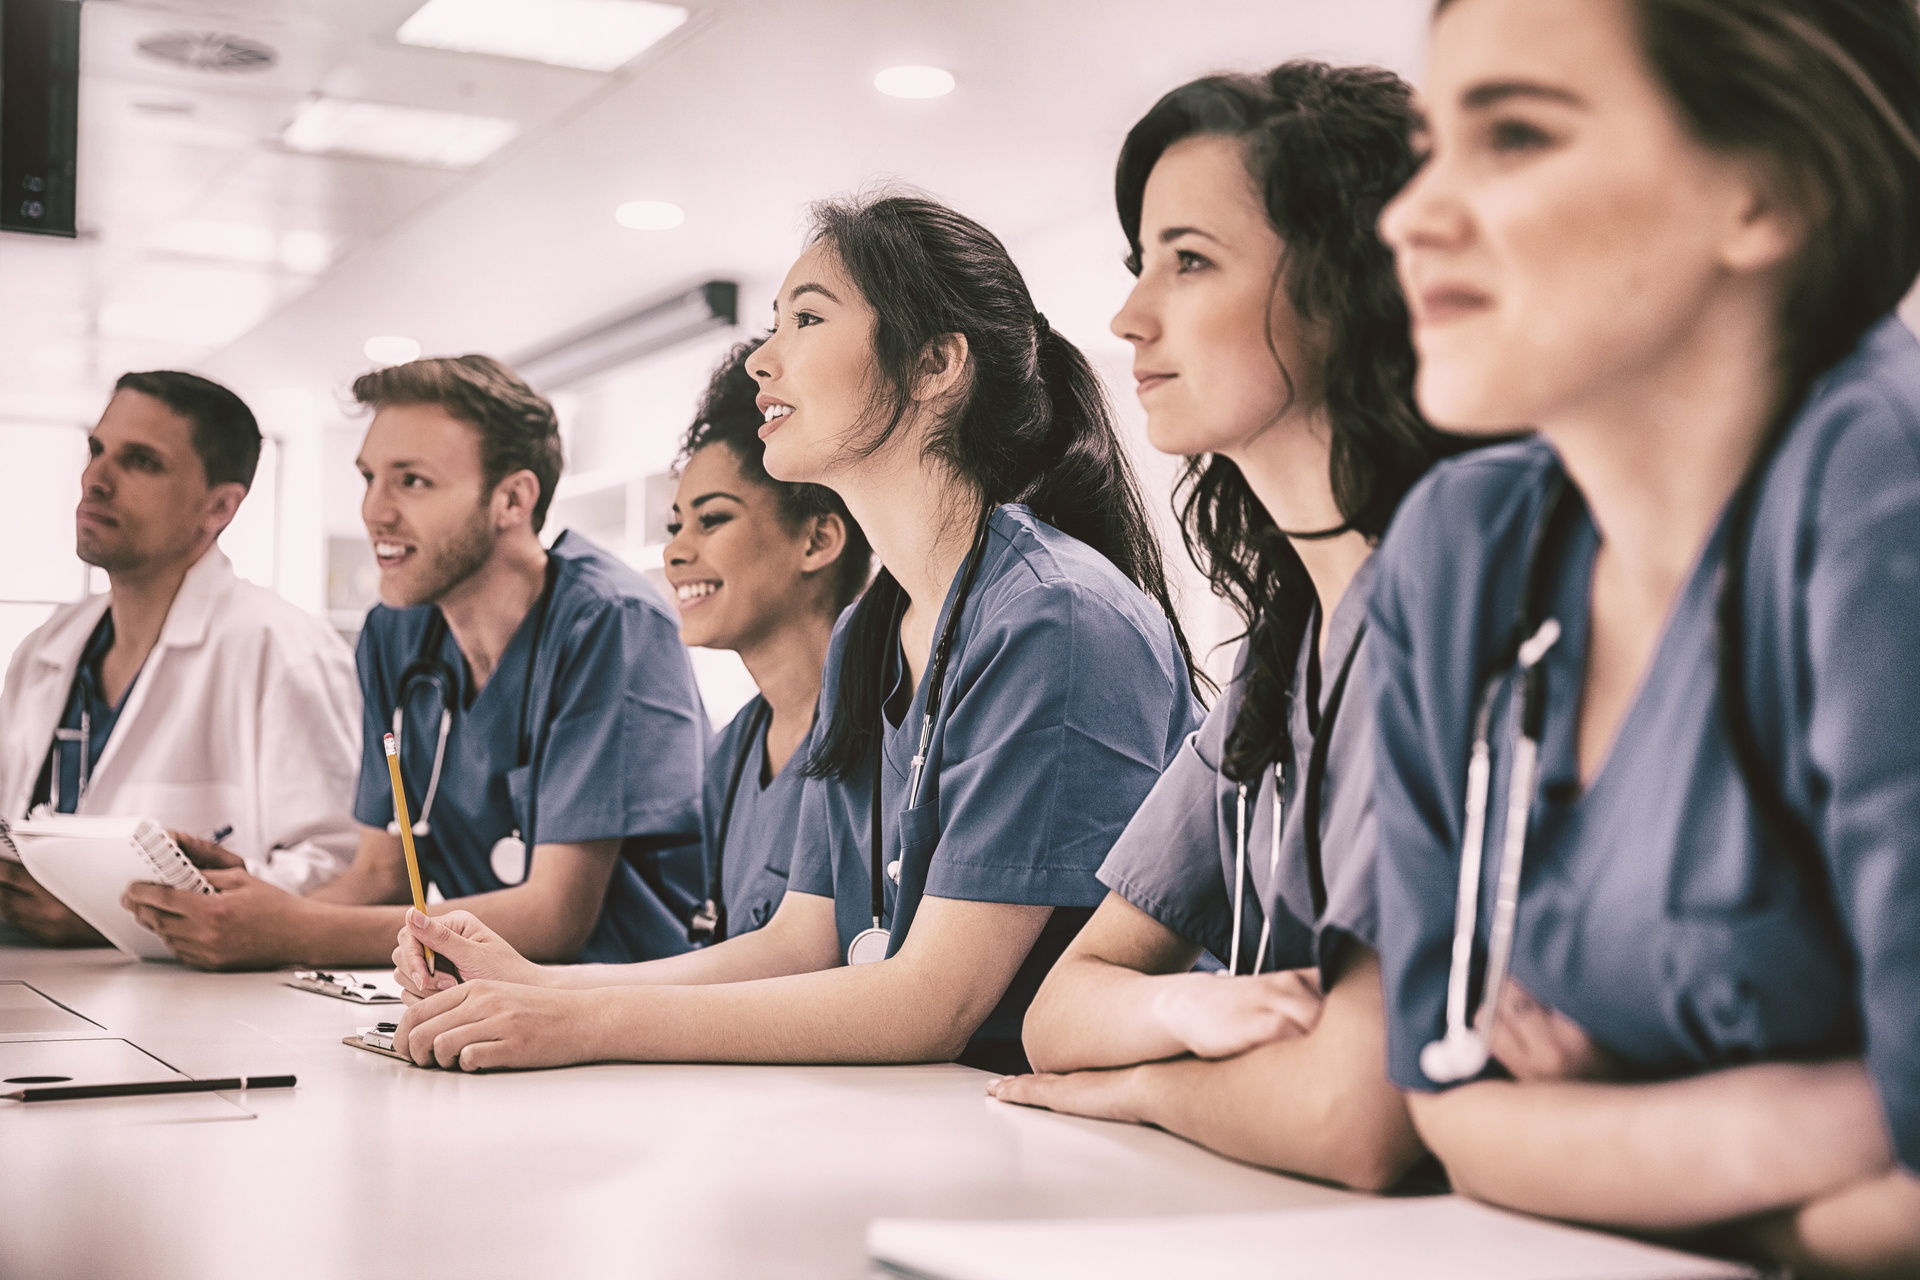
[
  {"left": 0, "top": 859, "right": 108, "bottom": 946},
  {"left": 394, "top": 980, "right": 607, "bottom": 1071},
  {"left": 393, "top": 909, "right": 546, "bottom": 998},
  {"left": 1488, "top": 981, "right": 1621, "bottom": 1083},
  {"left": 168, "top": 830, "right": 245, "bottom": 871},
  {"left": 987, "top": 1067, "right": 1146, "bottom": 1124},
  {"left": 121, "top": 867, "right": 306, "bottom": 970},
  {"left": 1149, "top": 967, "right": 1325, "bottom": 1060}
]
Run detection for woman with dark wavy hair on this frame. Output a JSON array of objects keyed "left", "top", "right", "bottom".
[
  {"left": 995, "top": 61, "right": 1456, "bottom": 1190},
  {"left": 383, "top": 194, "right": 1201, "bottom": 1076}
]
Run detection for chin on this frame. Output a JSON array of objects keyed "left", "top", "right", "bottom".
[{"left": 1414, "top": 364, "right": 1533, "bottom": 437}]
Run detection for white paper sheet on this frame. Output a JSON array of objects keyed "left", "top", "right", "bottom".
[{"left": 867, "top": 1198, "right": 1758, "bottom": 1280}]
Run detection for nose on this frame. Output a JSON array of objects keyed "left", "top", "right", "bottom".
[
  {"left": 1378, "top": 153, "right": 1463, "bottom": 257},
  {"left": 663, "top": 517, "right": 695, "bottom": 566},
  {"left": 1110, "top": 272, "right": 1159, "bottom": 348},
  {"left": 362, "top": 479, "right": 397, "bottom": 534},
  {"left": 80, "top": 448, "right": 111, "bottom": 498},
  {"left": 745, "top": 333, "right": 777, "bottom": 382}
]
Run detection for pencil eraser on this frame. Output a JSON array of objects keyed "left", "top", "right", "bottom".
[{"left": 384, "top": 733, "right": 398, "bottom": 757}]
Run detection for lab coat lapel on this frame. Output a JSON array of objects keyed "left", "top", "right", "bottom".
[
  {"left": 3, "top": 595, "right": 108, "bottom": 818},
  {"left": 82, "top": 547, "right": 231, "bottom": 801}
]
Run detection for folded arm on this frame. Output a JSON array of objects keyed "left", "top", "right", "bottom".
[
  {"left": 1408, "top": 1059, "right": 1897, "bottom": 1232},
  {"left": 1000, "top": 947, "right": 1423, "bottom": 1191}
]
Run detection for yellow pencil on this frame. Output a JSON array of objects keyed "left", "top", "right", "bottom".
[{"left": 383, "top": 732, "right": 435, "bottom": 972}]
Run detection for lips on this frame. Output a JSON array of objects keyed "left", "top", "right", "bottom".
[
  {"left": 372, "top": 539, "right": 416, "bottom": 568},
  {"left": 1415, "top": 285, "right": 1493, "bottom": 325},
  {"left": 755, "top": 393, "right": 794, "bottom": 439},
  {"left": 75, "top": 505, "right": 118, "bottom": 528},
  {"left": 1134, "top": 371, "right": 1175, "bottom": 397},
  {"left": 671, "top": 579, "right": 721, "bottom": 611}
]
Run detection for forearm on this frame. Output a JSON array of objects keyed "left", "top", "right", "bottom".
[
  {"left": 436, "top": 883, "right": 599, "bottom": 964},
  {"left": 1125, "top": 1036, "right": 1423, "bottom": 1191},
  {"left": 548, "top": 919, "right": 833, "bottom": 990},
  {"left": 1024, "top": 954, "right": 1197, "bottom": 1072},
  {"left": 1412, "top": 1059, "right": 1893, "bottom": 1230},
  {"left": 580, "top": 959, "right": 983, "bottom": 1064},
  {"left": 1748, "top": 1165, "right": 1920, "bottom": 1279}
]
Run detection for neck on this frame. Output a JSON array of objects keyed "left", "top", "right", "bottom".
[
  {"left": 435, "top": 532, "right": 550, "bottom": 690},
  {"left": 735, "top": 605, "right": 834, "bottom": 775},
  {"left": 1227, "top": 405, "right": 1373, "bottom": 649},
  {"left": 105, "top": 540, "right": 209, "bottom": 669},
  {"left": 832, "top": 429, "right": 982, "bottom": 689},
  {"left": 1542, "top": 298, "right": 1784, "bottom": 606}
]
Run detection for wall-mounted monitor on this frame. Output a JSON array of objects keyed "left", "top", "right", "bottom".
[{"left": 1, "top": 0, "right": 80, "bottom": 238}]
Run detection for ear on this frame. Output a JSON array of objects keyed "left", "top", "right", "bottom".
[
  {"left": 1717, "top": 164, "right": 1805, "bottom": 276},
  {"left": 201, "top": 482, "right": 247, "bottom": 539},
  {"left": 797, "top": 512, "right": 849, "bottom": 577},
  {"left": 491, "top": 469, "right": 542, "bottom": 532},
  {"left": 910, "top": 333, "right": 971, "bottom": 407}
]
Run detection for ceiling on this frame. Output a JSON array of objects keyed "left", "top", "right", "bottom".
[{"left": 0, "top": 0, "right": 1435, "bottom": 427}]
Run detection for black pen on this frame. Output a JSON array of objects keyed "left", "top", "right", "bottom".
[{"left": 3, "top": 1074, "right": 296, "bottom": 1102}]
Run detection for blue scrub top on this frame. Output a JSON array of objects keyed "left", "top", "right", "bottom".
[
  {"left": 352, "top": 530, "right": 708, "bottom": 964},
  {"left": 1369, "top": 317, "right": 1920, "bottom": 1173},
  {"left": 1098, "top": 556, "right": 1380, "bottom": 980},
  {"left": 700, "top": 694, "right": 806, "bottom": 940},
  {"left": 789, "top": 504, "right": 1202, "bottom": 1074}
]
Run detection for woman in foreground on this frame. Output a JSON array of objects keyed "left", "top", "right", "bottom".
[{"left": 1371, "top": 0, "right": 1920, "bottom": 1271}]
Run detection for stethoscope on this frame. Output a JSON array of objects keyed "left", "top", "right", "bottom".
[
  {"left": 1221, "top": 616, "right": 1366, "bottom": 975},
  {"left": 847, "top": 508, "right": 995, "bottom": 965},
  {"left": 1420, "top": 477, "right": 1575, "bottom": 1083},
  {"left": 688, "top": 698, "right": 773, "bottom": 945},
  {"left": 388, "top": 556, "right": 560, "bottom": 887}
]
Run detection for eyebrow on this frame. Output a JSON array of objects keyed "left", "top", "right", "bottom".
[
  {"left": 1461, "top": 80, "right": 1586, "bottom": 110},
  {"left": 1158, "top": 225, "right": 1225, "bottom": 246},
  {"left": 787, "top": 282, "right": 840, "bottom": 304},
  {"left": 689, "top": 490, "right": 744, "bottom": 509}
]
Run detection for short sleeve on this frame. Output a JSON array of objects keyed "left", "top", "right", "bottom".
[
  {"left": 1097, "top": 703, "right": 1233, "bottom": 957},
  {"left": 1802, "top": 396, "right": 1920, "bottom": 1173},
  {"left": 923, "top": 579, "right": 1193, "bottom": 906},
  {"left": 786, "top": 771, "right": 839, "bottom": 900},
  {"left": 533, "top": 598, "right": 704, "bottom": 846}
]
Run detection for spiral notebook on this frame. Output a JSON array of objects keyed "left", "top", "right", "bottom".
[{"left": 10, "top": 815, "right": 214, "bottom": 961}]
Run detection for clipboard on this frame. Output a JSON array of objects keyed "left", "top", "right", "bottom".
[
  {"left": 344, "top": 1023, "right": 413, "bottom": 1063},
  {"left": 288, "top": 970, "right": 403, "bottom": 1004}
]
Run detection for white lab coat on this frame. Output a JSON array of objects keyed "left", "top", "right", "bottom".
[{"left": 0, "top": 546, "right": 361, "bottom": 894}]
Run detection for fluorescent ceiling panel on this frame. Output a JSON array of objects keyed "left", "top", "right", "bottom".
[
  {"left": 396, "top": 0, "right": 689, "bottom": 73},
  {"left": 282, "top": 98, "right": 519, "bottom": 169}
]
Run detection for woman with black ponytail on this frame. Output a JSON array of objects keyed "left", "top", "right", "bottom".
[
  {"left": 996, "top": 63, "right": 1454, "bottom": 1191},
  {"left": 384, "top": 194, "right": 1201, "bottom": 1076}
]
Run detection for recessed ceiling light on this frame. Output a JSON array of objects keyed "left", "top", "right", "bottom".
[
  {"left": 283, "top": 97, "right": 518, "bottom": 169},
  {"left": 365, "top": 335, "right": 422, "bottom": 365},
  {"left": 874, "top": 65, "right": 954, "bottom": 99},
  {"left": 615, "top": 200, "right": 684, "bottom": 230},
  {"left": 397, "top": 0, "right": 688, "bottom": 73}
]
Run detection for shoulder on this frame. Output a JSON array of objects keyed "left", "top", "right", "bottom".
[
  {"left": 546, "top": 531, "right": 678, "bottom": 637},
  {"left": 1370, "top": 438, "right": 1555, "bottom": 627},
  {"left": 971, "top": 505, "right": 1182, "bottom": 675},
  {"left": 211, "top": 578, "right": 354, "bottom": 668},
  {"left": 1777, "top": 319, "right": 1920, "bottom": 529}
]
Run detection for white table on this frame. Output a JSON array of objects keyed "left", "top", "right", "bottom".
[{"left": 0, "top": 933, "right": 1356, "bottom": 1279}]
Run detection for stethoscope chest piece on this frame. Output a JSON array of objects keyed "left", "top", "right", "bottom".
[
  {"left": 846, "top": 926, "right": 890, "bottom": 965},
  {"left": 490, "top": 830, "right": 528, "bottom": 885}
]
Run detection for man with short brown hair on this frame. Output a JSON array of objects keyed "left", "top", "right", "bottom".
[{"left": 124, "top": 355, "right": 708, "bottom": 970}]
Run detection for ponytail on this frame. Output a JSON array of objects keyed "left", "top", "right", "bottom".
[{"left": 804, "top": 195, "right": 1200, "bottom": 781}]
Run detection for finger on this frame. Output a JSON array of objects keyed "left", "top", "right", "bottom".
[
  {"left": 455, "top": 1039, "right": 511, "bottom": 1073},
  {"left": 169, "top": 832, "right": 244, "bottom": 870},
  {"left": 394, "top": 923, "right": 433, "bottom": 993},
  {"left": 431, "top": 1017, "right": 498, "bottom": 1070},
  {"left": 122, "top": 883, "right": 189, "bottom": 915},
  {"left": 202, "top": 867, "right": 254, "bottom": 890},
  {"left": 399, "top": 985, "right": 477, "bottom": 1066},
  {"left": 407, "top": 908, "right": 483, "bottom": 962}
]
